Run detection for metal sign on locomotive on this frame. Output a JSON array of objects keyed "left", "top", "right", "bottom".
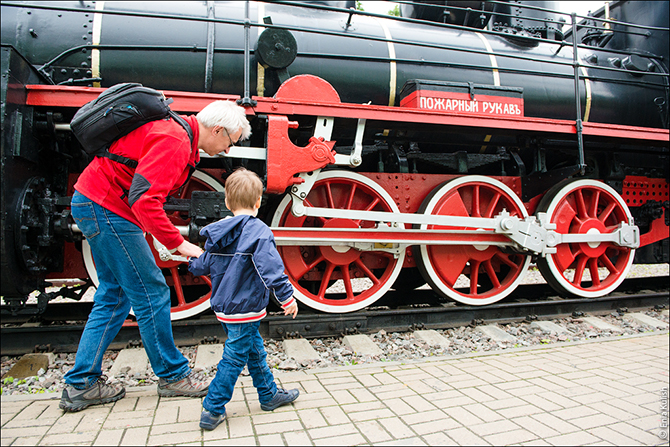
[{"left": 1, "top": 0, "right": 668, "bottom": 320}]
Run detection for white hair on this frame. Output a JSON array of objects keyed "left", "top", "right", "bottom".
[{"left": 196, "top": 100, "right": 252, "bottom": 140}]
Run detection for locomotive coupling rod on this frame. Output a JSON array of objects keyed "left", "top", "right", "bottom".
[
  {"left": 270, "top": 228, "right": 513, "bottom": 254},
  {"left": 289, "top": 206, "right": 640, "bottom": 255}
]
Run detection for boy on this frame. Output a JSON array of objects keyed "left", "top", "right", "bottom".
[{"left": 189, "top": 168, "right": 299, "bottom": 431}]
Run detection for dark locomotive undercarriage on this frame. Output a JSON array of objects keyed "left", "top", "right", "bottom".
[{"left": 2, "top": 0, "right": 669, "bottom": 317}]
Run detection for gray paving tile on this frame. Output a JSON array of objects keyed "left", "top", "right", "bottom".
[{"left": 2, "top": 332, "right": 668, "bottom": 447}]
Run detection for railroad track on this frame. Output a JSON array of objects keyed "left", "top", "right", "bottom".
[{"left": 1, "top": 277, "right": 667, "bottom": 356}]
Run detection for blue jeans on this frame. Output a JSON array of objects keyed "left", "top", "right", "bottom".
[
  {"left": 64, "top": 191, "right": 190, "bottom": 389},
  {"left": 203, "top": 321, "right": 277, "bottom": 415}
]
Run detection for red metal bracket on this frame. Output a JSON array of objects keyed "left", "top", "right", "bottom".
[
  {"left": 265, "top": 115, "right": 337, "bottom": 194},
  {"left": 640, "top": 216, "right": 670, "bottom": 247}
]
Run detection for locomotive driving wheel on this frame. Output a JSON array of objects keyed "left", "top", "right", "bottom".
[
  {"left": 415, "top": 176, "right": 531, "bottom": 305},
  {"left": 83, "top": 170, "right": 221, "bottom": 320},
  {"left": 271, "top": 170, "right": 405, "bottom": 313},
  {"left": 536, "top": 179, "right": 635, "bottom": 297}
]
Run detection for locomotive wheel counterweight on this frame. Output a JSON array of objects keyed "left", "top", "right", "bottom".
[
  {"left": 415, "top": 176, "right": 531, "bottom": 305},
  {"left": 536, "top": 179, "right": 636, "bottom": 298},
  {"left": 272, "top": 171, "right": 405, "bottom": 313},
  {"left": 82, "top": 170, "right": 221, "bottom": 320}
]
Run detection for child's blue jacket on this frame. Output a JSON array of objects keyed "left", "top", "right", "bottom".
[{"left": 188, "top": 215, "right": 295, "bottom": 323}]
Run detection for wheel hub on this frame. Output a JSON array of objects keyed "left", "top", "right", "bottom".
[{"left": 319, "top": 219, "right": 360, "bottom": 263}]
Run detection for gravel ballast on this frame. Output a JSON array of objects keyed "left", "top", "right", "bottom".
[{"left": 1, "top": 308, "right": 667, "bottom": 396}]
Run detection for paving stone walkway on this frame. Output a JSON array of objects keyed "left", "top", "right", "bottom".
[{"left": 2, "top": 332, "right": 668, "bottom": 446}]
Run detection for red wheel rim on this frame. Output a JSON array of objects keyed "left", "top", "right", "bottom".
[
  {"left": 418, "top": 177, "right": 530, "bottom": 305},
  {"left": 542, "top": 180, "right": 635, "bottom": 295},
  {"left": 273, "top": 172, "right": 404, "bottom": 312}
]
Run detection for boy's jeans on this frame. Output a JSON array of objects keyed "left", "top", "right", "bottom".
[
  {"left": 203, "top": 321, "right": 277, "bottom": 415},
  {"left": 64, "top": 191, "right": 190, "bottom": 389}
]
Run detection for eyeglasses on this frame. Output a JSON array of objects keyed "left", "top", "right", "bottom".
[{"left": 222, "top": 127, "right": 237, "bottom": 149}]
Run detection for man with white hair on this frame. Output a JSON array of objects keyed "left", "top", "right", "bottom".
[{"left": 60, "top": 100, "right": 251, "bottom": 412}]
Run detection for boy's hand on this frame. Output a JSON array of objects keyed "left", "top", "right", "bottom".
[{"left": 284, "top": 301, "right": 298, "bottom": 319}]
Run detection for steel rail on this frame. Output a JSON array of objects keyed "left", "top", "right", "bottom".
[{"left": 2, "top": 280, "right": 667, "bottom": 355}]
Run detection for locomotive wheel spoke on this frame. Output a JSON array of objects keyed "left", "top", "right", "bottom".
[
  {"left": 83, "top": 170, "right": 218, "bottom": 320},
  {"left": 325, "top": 182, "right": 336, "bottom": 209},
  {"left": 354, "top": 258, "right": 381, "bottom": 286},
  {"left": 495, "top": 252, "right": 520, "bottom": 270},
  {"left": 590, "top": 190, "right": 601, "bottom": 218},
  {"left": 472, "top": 185, "right": 481, "bottom": 217},
  {"left": 354, "top": 197, "right": 381, "bottom": 226},
  {"left": 170, "top": 267, "right": 187, "bottom": 307},
  {"left": 346, "top": 184, "right": 357, "bottom": 210},
  {"left": 575, "top": 189, "right": 588, "bottom": 219},
  {"left": 600, "top": 254, "right": 618, "bottom": 274},
  {"left": 598, "top": 202, "right": 616, "bottom": 223},
  {"left": 341, "top": 266, "right": 355, "bottom": 300},
  {"left": 417, "top": 176, "right": 530, "bottom": 306},
  {"left": 537, "top": 179, "right": 635, "bottom": 298},
  {"left": 469, "top": 261, "right": 481, "bottom": 295},
  {"left": 572, "top": 256, "right": 587, "bottom": 286},
  {"left": 484, "top": 260, "right": 501, "bottom": 289},
  {"left": 272, "top": 171, "right": 405, "bottom": 313},
  {"left": 295, "top": 255, "right": 326, "bottom": 280},
  {"left": 589, "top": 258, "right": 601, "bottom": 286},
  {"left": 317, "top": 263, "right": 336, "bottom": 301},
  {"left": 484, "top": 192, "right": 501, "bottom": 218}
]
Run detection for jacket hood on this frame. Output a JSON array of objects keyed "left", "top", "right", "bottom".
[{"left": 200, "top": 215, "right": 252, "bottom": 252}]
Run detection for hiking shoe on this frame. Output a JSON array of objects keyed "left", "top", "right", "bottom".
[
  {"left": 59, "top": 376, "right": 125, "bottom": 412},
  {"left": 200, "top": 410, "right": 226, "bottom": 430},
  {"left": 157, "top": 373, "right": 209, "bottom": 397},
  {"left": 260, "top": 388, "right": 299, "bottom": 411}
]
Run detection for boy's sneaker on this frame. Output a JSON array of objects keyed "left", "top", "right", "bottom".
[
  {"left": 59, "top": 376, "right": 125, "bottom": 412},
  {"left": 157, "top": 373, "right": 209, "bottom": 397},
  {"left": 260, "top": 388, "right": 300, "bottom": 411},
  {"left": 200, "top": 410, "right": 226, "bottom": 430}
]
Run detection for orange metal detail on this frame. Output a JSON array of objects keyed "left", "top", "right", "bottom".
[{"left": 265, "top": 115, "right": 336, "bottom": 194}]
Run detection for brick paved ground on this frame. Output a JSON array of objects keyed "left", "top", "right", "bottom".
[{"left": 2, "top": 332, "right": 668, "bottom": 446}]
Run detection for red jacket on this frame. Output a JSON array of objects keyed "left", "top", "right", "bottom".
[{"left": 75, "top": 115, "right": 200, "bottom": 250}]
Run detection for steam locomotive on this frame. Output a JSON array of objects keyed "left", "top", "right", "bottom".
[{"left": 1, "top": 0, "right": 668, "bottom": 319}]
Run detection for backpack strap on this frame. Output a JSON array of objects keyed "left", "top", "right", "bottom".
[
  {"left": 102, "top": 151, "right": 139, "bottom": 169},
  {"left": 101, "top": 112, "right": 195, "bottom": 170},
  {"left": 169, "top": 111, "right": 194, "bottom": 145}
]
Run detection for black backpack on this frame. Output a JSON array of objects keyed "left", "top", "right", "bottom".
[{"left": 70, "top": 83, "right": 194, "bottom": 169}]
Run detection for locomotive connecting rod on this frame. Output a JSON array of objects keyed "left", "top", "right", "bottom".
[{"left": 70, "top": 214, "right": 639, "bottom": 262}]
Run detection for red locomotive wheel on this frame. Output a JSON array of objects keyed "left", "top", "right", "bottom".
[
  {"left": 271, "top": 171, "right": 405, "bottom": 313},
  {"left": 83, "top": 170, "right": 220, "bottom": 320},
  {"left": 416, "top": 176, "right": 531, "bottom": 305},
  {"left": 536, "top": 179, "right": 635, "bottom": 297}
]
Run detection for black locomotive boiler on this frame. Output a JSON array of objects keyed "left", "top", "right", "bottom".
[{"left": 1, "top": 0, "right": 668, "bottom": 319}]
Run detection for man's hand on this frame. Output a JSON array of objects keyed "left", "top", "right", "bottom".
[
  {"left": 176, "top": 240, "right": 204, "bottom": 259},
  {"left": 283, "top": 301, "right": 298, "bottom": 319}
]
